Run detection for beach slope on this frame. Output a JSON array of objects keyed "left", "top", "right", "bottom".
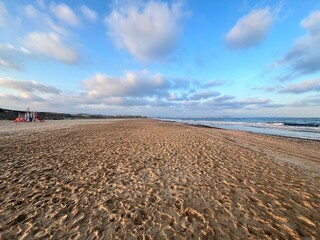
[{"left": 0, "top": 119, "right": 319, "bottom": 239}]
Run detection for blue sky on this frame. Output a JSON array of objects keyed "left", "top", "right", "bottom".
[{"left": 0, "top": 0, "right": 320, "bottom": 117}]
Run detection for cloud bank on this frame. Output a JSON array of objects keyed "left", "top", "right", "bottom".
[
  {"left": 0, "top": 77, "right": 61, "bottom": 94},
  {"left": 188, "top": 90, "right": 220, "bottom": 100},
  {"left": 281, "top": 78, "right": 320, "bottom": 94},
  {"left": 0, "top": 71, "right": 284, "bottom": 116},
  {"left": 83, "top": 70, "right": 170, "bottom": 99}
]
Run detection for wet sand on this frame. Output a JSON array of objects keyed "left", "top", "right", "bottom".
[{"left": 0, "top": 119, "right": 319, "bottom": 239}]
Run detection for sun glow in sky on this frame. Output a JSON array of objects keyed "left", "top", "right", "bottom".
[{"left": 0, "top": 0, "right": 320, "bottom": 117}]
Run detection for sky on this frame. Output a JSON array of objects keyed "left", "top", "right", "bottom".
[{"left": 0, "top": 0, "right": 320, "bottom": 117}]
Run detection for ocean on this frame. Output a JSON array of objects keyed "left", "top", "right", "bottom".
[{"left": 158, "top": 117, "right": 320, "bottom": 140}]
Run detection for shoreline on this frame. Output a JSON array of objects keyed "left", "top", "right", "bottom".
[
  {"left": 189, "top": 123, "right": 320, "bottom": 142},
  {"left": 163, "top": 119, "right": 320, "bottom": 141},
  {"left": 179, "top": 121, "right": 320, "bottom": 174},
  {"left": 156, "top": 118, "right": 320, "bottom": 141},
  {"left": 1, "top": 119, "right": 319, "bottom": 239}
]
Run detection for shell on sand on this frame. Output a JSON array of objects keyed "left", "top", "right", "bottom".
[{"left": 0, "top": 119, "right": 319, "bottom": 239}]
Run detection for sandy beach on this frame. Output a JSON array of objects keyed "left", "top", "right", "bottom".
[{"left": 0, "top": 119, "right": 319, "bottom": 239}]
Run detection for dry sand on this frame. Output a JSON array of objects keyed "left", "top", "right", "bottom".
[
  {"left": 0, "top": 119, "right": 125, "bottom": 136},
  {"left": 0, "top": 119, "right": 319, "bottom": 239}
]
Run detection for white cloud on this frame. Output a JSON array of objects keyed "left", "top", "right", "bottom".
[
  {"left": 0, "top": 33, "right": 79, "bottom": 69},
  {"left": 239, "top": 98, "right": 270, "bottom": 104},
  {"left": 0, "top": 77, "right": 61, "bottom": 94},
  {"left": 83, "top": 70, "right": 170, "bottom": 99},
  {"left": 23, "top": 32, "right": 79, "bottom": 63},
  {"left": 50, "top": 2, "right": 80, "bottom": 27},
  {"left": 0, "top": 59, "right": 22, "bottom": 71},
  {"left": 83, "top": 73, "right": 225, "bottom": 104},
  {"left": 0, "top": 74, "right": 288, "bottom": 116},
  {"left": 204, "top": 96, "right": 271, "bottom": 109},
  {"left": 280, "top": 11, "right": 320, "bottom": 74},
  {"left": 188, "top": 90, "right": 220, "bottom": 100},
  {"left": 0, "top": 44, "right": 32, "bottom": 71},
  {"left": 225, "top": 7, "right": 275, "bottom": 49},
  {"left": 23, "top": 4, "right": 68, "bottom": 36},
  {"left": 105, "top": 1, "right": 186, "bottom": 61},
  {"left": 300, "top": 11, "right": 320, "bottom": 34},
  {"left": 80, "top": 5, "right": 97, "bottom": 22},
  {"left": 0, "top": 75, "right": 164, "bottom": 111},
  {"left": 0, "top": 92, "right": 45, "bottom": 103},
  {"left": 281, "top": 78, "right": 320, "bottom": 94}
]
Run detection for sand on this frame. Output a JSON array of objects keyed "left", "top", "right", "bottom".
[
  {"left": 0, "top": 119, "right": 319, "bottom": 239},
  {"left": 0, "top": 119, "right": 126, "bottom": 136}
]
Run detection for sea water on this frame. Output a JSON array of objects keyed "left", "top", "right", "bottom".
[{"left": 159, "top": 117, "right": 320, "bottom": 140}]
